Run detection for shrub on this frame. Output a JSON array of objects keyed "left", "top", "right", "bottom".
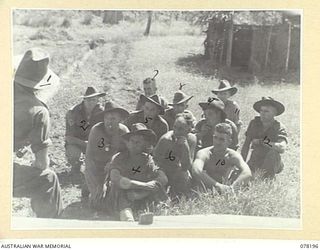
[
  {"left": 82, "top": 14, "right": 93, "bottom": 25},
  {"left": 61, "top": 18, "right": 71, "bottom": 28}
]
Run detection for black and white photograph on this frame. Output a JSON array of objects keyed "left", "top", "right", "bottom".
[{"left": 12, "top": 9, "right": 301, "bottom": 229}]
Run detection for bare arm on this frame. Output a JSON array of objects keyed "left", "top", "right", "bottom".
[
  {"left": 230, "top": 152, "right": 252, "bottom": 188},
  {"left": 110, "top": 169, "right": 149, "bottom": 190},
  {"left": 154, "top": 169, "right": 168, "bottom": 186},
  {"left": 33, "top": 148, "right": 50, "bottom": 170},
  {"left": 65, "top": 136, "right": 88, "bottom": 148},
  {"left": 192, "top": 150, "right": 218, "bottom": 187},
  {"left": 241, "top": 136, "right": 252, "bottom": 162},
  {"left": 179, "top": 134, "right": 197, "bottom": 170}
]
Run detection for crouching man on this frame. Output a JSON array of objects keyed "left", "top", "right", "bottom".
[
  {"left": 192, "top": 123, "right": 251, "bottom": 194},
  {"left": 108, "top": 123, "right": 168, "bottom": 222},
  {"left": 13, "top": 48, "right": 63, "bottom": 218}
]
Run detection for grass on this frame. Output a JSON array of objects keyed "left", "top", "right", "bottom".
[{"left": 12, "top": 10, "right": 300, "bottom": 220}]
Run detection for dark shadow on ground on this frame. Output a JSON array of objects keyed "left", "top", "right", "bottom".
[
  {"left": 175, "top": 53, "right": 299, "bottom": 85},
  {"left": 60, "top": 200, "right": 115, "bottom": 221}
]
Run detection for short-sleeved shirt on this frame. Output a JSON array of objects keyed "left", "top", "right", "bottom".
[
  {"left": 86, "top": 122, "right": 129, "bottom": 166},
  {"left": 195, "top": 118, "right": 239, "bottom": 150},
  {"left": 197, "top": 146, "right": 239, "bottom": 183},
  {"left": 110, "top": 151, "right": 160, "bottom": 182},
  {"left": 14, "top": 83, "right": 51, "bottom": 153},
  {"left": 162, "top": 108, "right": 195, "bottom": 130},
  {"left": 65, "top": 101, "right": 104, "bottom": 141},
  {"left": 125, "top": 110, "right": 169, "bottom": 142},
  {"left": 245, "top": 116, "right": 288, "bottom": 159},
  {"left": 136, "top": 95, "right": 168, "bottom": 111},
  {"left": 224, "top": 100, "right": 242, "bottom": 127},
  {"left": 153, "top": 131, "right": 196, "bottom": 171}
]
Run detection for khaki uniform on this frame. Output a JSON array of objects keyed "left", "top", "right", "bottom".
[
  {"left": 84, "top": 122, "right": 129, "bottom": 209},
  {"left": 125, "top": 111, "right": 168, "bottom": 143},
  {"left": 14, "top": 83, "right": 62, "bottom": 218},
  {"left": 65, "top": 101, "right": 104, "bottom": 168},
  {"left": 244, "top": 116, "right": 288, "bottom": 178}
]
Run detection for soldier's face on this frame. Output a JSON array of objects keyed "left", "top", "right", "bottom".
[
  {"left": 173, "top": 102, "right": 187, "bottom": 114},
  {"left": 143, "top": 102, "right": 159, "bottom": 118},
  {"left": 126, "top": 135, "right": 146, "bottom": 154},
  {"left": 104, "top": 112, "right": 121, "bottom": 129},
  {"left": 204, "top": 108, "right": 221, "bottom": 124},
  {"left": 260, "top": 106, "right": 277, "bottom": 122},
  {"left": 84, "top": 96, "right": 99, "bottom": 110},
  {"left": 212, "top": 131, "right": 231, "bottom": 150},
  {"left": 217, "top": 91, "right": 231, "bottom": 102},
  {"left": 173, "top": 117, "right": 190, "bottom": 137},
  {"left": 143, "top": 83, "right": 157, "bottom": 96}
]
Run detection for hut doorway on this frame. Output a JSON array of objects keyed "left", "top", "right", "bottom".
[{"left": 231, "top": 27, "right": 253, "bottom": 70}]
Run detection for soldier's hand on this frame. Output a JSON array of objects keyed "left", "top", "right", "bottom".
[{"left": 144, "top": 181, "right": 160, "bottom": 191}]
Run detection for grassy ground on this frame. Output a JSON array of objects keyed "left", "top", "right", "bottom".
[{"left": 12, "top": 11, "right": 300, "bottom": 220}]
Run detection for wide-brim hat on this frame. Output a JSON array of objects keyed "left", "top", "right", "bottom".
[
  {"left": 81, "top": 86, "right": 106, "bottom": 99},
  {"left": 139, "top": 94, "right": 165, "bottom": 115},
  {"left": 101, "top": 101, "right": 129, "bottom": 119},
  {"left": 212, "top": 79, "right": 238, "bottom": 96},
  {"left": 253, "top": 97, "right": 285, "bottom": 116},
  {"left": 14, "top": 48, "right": 60, "bottom": 90},
  {"left": 199, "top": 97, "right": 227, "bottom": 120},
  {"left": 122, "top": 123, "right": 157, "bottom": 145},
  {"left": 168, "top": 90, "right": 193, "bottom": 106}
]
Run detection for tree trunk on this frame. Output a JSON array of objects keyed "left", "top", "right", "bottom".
[
  {"left": 144, "top": 11, "right": 152, "bottom": 36},
  {"left": 285, "top": 21, "right": 292, "bottom": 73},
  {"left": 264, "top": 25, "right": 273, "bottom": 71},
  {"left": 226, "top": 17, "right": 234, "bottom": 67}
]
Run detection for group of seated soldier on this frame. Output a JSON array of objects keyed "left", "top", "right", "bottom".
[{"left": 65, "top": 76, "right": 288, "bottom": 221}]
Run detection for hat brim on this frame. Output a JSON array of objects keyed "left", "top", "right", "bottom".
[
  {"left": 102, "top": 107, "right": 129, "bottom": 119},
  {"left": 199, "top": 102, "right": 227, "bottom": 120},
  {"left": 14, "top": 68, "right": 60, "bottom": 90},
  {"left": 212, "top": 87, "right": 238, "bottom": 96},
  {"left": 122, "top": 129, "right": 157, "bottom": 145},
  {"left": 253, "top": 99, "right": 285, "bottom": 116},
  {"left": 168, "top": 95, "right": 193, "bottom": 106},
  {"left": 140, "top": 95, "right": 165, "bottom": 115},
  {"left": 13, "top": 54, "right": 60, "bottom": 90}
]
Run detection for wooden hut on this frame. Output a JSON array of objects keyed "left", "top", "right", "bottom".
[{"left": 204, "top": 11, "right": 300, "bottom": 74}]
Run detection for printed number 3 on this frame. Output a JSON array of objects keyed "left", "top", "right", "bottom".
[{"left": 98, "top": 138, "right": 105, "bottom": 148}]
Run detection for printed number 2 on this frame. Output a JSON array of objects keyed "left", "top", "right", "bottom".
[{"left": 80, "top": 120, "right": 89, "bottom": 131}]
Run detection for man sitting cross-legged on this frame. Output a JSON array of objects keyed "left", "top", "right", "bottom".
[
  {"left": 153, "top": 112, "right": 197, "bottom": 197},
  {"left": 108, "top": 123, "right": 168, "bottom": 222},
  {"left": 192, "top": 123, "right": 252, "bottom": 194},
  {"left": 241, "top": 97, "right": 288, "bottom": 179}
]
